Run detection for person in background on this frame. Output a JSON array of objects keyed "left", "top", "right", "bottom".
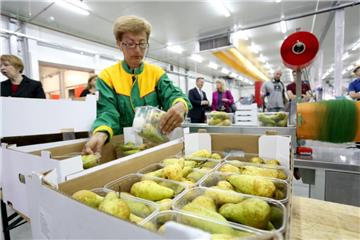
[
  {"left": 80, "top": 74, "right": 97, "bottom": 97},
  {"left": 286, "top": 70, "right": 312, "bottom": 102},
  {"left": 211, "top": 79, "right": 234, "bottom": 113},
  {"left": 0, "top": 54, "right": 45, "bottom": 98},
  {"left": 349, "top": 65, "right": 360, "bottom": 101},
  {"left": 188, "top": 77, "right": 209, "bottom": 123},
  {"left": 261, "top": 69, "right": 287, "bottom": 112},
  {"left": 83, "top": 15, "right": 191, "bottom": 155}
]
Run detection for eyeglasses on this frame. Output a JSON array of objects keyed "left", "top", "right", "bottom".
[{"left": 121, "top": 42, "right": 149, "bottom": 50}]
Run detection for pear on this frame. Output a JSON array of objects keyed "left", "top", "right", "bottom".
[
  {"left": 270, "top": 206, "right": 283, "bottom": 229},
  {"left": 163, "top": 163, "right": 183, "bottom": 181},
  {"left": 240, "top": 166, "right": 279, "bottom": 179},
  {"left": 162, "top": 158, "right": 184, "bottom": 168},
  {"left": 274, "top": 189, "right": 286, "bottom": 200},
  {"left": 156, "top": 198, "right": 173, "bottom": 211},
  {"left": 121, "top": 194, "right": 153, "bottom": 217},
  {"left": 200, "top": 161, "right": 217, "bottom": 168},
  {"left": 277, "top": 169, "right": 288, "bottom": 180},
  {"left": 182, "top": 202, "right": 234, "bottom": 234},
  {"left": 186, "top": 169, "right": 207, "bottom": 182},
  {"left": 81, "top": 154, "right": 99, "bottom": 169},
  {"left": 98, "top": 192, "right": 130, "bottom": 220},
  {"left": 130, "top": 180, "right": 174, "bottom": 201},
  {"left": 191, "top": 195, "right": 217, "bottom": 211},
  {"left": 210, "top": 153, "right": 222, "bottom": 160},
  {"left": 184, "top": 160, "right": 197, "bottom": 168},
  {"left": 72, "top": 190, "right": 104, "bottom": 208},
  {"left": 143, "top": 168, "right": 164, "bottom": 178},
  {"left": 204, "top": 187, "right": 244, "bottom": 205},
  {"left": 227, "top": 175, "right": 276, "bottom": 198},
  {"left": 250, "top": 156, "right": 264, "bottom": 164},
  {"left": 219, "top": 198, "right": 271, "bottom": 229},
  {"left": 265, "top": 159, "right": 280, "bottom": 166},
  {"left": 219, "top": 164, "right": 240, "bottom": 174},
  {"left": 181, "top": 166, "right": 193, "bottom": 178},
  {"left": 130, "top": 214, "right": 157, "bottom": 231},
  {"left": 217, "top": 180, "right": 234, "bottom": 191}
]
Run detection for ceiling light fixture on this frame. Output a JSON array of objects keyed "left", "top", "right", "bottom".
[
  {"left": 249, "top": 42, "right": 260, "bottom": 54},
  {"left": 264, "top": 63, "right": 272, "bottom": 69},
  {"left": 55, "top": 0, "right": 90, "bottom": 16},
  {"left": 352, "top": 40, "right": 360, "bottom": 51},
  {"left": 230, "top": 72, "right": 238, "bottom": 78},
  {"left": 208, "top": 62, "right": 218, "bottom": 69},
  {"left": 346, "top": 65, "right": 354, "bottom": 71},
  {"left": 356, "top": 59, "right": 360, "bottom": 65},
  {"left": 221, "top": 68, "right": 230, "bottom": 74},
  {"left": 276, "top": 0, "right": 282, "bottom": 3},
  {"left": 258, "top": 54, "right": 268, "bottom": 63},
  {"left": 211, "top": 0, "right": 231, "bottom": 18},
  {"left": 342, "top": 52, "right": 349, "bottom": 61},
  {"left": 167, "top": 45, "right": 184, "bottom": 54},
  {"left": 280, "top": 18, "right": 287, "bottom": 34},
  {"left": 189, "top": 54, "right": 203, "bottom": 63}
]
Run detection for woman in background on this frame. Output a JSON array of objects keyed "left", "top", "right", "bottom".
[
  {"left": 80, "top": 74, "right": 97, "bottom": 97},
  {"left": 0, "top": 54, "right": 45, "bottom": 98},
  {"left": 211, "top": 79, "right": 234, "bottom": 112}
]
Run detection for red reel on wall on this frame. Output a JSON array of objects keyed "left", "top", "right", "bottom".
[{"left": 280, "top": 31, "right": 319, "bottom": 70}]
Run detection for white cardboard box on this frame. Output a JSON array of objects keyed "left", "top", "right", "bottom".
[
  {"left": 0, "top": 95, "right": 96, "bottom": 216},
  {"left": 27, "top": 133, "right": 291, "bottom": 239}
]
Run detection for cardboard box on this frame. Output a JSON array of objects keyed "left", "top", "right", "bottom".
[
  {"left": 27, "top": 133, "right": 291, "bottom": 239},
  {"left": 1, "top": 134, "right": 179, "bottom": 217}
]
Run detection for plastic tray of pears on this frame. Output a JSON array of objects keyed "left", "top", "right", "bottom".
[
  {"left": 137, "top": 152, "right": 225, "bottom": 186},
  {"left": 199, "top": 172, "right": 289, "bottom": 204},
  {"left": 224, "top": 154, "right": 290, "bottom": 183},
  {"left": 71, "top": 187, "right": 159, "bottom": 229},
  {"left": 172, "top": 187, "right": 287, "bottom": 234},
  {"left": 132, "top": 106, "right": 169, "bottom": 144},
  {"left": 141, "top": 210, "right": 284, "bottom": 240},
  {"left": 104, "top": 173, "right": 188, "bottom": 211}
]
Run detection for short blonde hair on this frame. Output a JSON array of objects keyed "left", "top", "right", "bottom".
[
  {"left": 113, "top": 15, "right": 152, "bottom": 42},
  {"left": 87, "top": 74, "right": 97, "bottom": 89},
  {"left": 0, "top": 54, "right": 24, "bottom": 73},
  {"left": 215, "top": 79, "right": 226, "bottom": 92}
]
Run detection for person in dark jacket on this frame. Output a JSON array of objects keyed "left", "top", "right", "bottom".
[
  {"left": 1, "top": 54, "right": 45, "bottom": 98},
  {"left": 80, "top": 74, "right": 97, "bottom": 97},
  {"left": 188, "top": 77, "right": 209, "bottom": 123}
]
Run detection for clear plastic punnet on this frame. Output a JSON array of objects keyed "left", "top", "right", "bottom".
[
  {"left": 141, "top": 210, "right": 284, "bottom": 239},
  {"left": 199, "top": 172, "right": 289, "bottom": 203},
  {"left": 132, "top": 106, "right": 169, "bottom": 144},
  {"left": 257, "top": 112, "right": 288, "bottom": 127},
  {"left": 173, "top": 187, "right": 287, "bottom": 233},
  {"left": 206, "top": 111, "right": 234, "bottom": 126}
]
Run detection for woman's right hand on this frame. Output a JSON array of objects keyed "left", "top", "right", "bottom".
[{"left": 82, "top": 132, "right": 108, "bottom": 155}]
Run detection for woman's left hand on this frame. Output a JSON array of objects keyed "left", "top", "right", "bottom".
[
  {"left": 222, "top": 98, "right": 229, "bottom": 103},
  {"left": 160, "top": 102, "right": 187, "bottom": 134}
]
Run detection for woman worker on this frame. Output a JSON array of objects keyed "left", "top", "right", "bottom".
[{"left": 83, "top": 15, "right": 191, "bottom": 154}]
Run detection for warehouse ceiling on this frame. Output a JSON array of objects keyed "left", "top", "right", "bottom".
[{"left": 1, "top": 0, "right": 359, "bottom": 85}]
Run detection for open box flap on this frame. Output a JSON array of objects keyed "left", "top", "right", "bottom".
[
  {"left": 259, "top": 135, "right": 291, "bottom": 169},
  {"left": 184, "top": 133, "right": 212, "bottom": 155}
]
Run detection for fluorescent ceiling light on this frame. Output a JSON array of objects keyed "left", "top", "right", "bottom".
[
  {"left": 356, "top": 59, "right": 360, "bottom": 65},
  {"left": 342, "top": 52, "right": 349, "bottom": 61},
  {"left": 346, "top": 65, "right": 354, "bottom": 71},
  {"left": 208, "top": 62, "right": 218, "bottom": 69},
  {"left": 342, "top": 69, "right": 347, "bottom": 75},
  {"left": 230, "top": 72, "right": 238, "bottom": 78},
  {"left": 232, "top": 30, "right": 249, "bottom": 41},
  {"left": 190, "top": 54, "right": 203, "bottom": 63},
  {"left": 167, "top": 45, "right": 184, "bottom": 54},
  {"left": 258, "top": 54, "right": 268, "bottom": 63},
  {"left": 249, "top": 42, "right": 260, "bottom": 54},
  {"left": 352, "top": 40, "right": 360, "bottom": 51},
  {"left": 221, "top": 68, "right": 230, "bottom": 74},
  {"left": 55, "top": 0, "right": 90, "bottom": 16},
  {"left": 280, "top": 19, "right": 287, "bottom": 34},
  {"left": 275, "top": 0, "right": 282, "bottom": 3},
  {"left": 211, "top": 0, "right": 231, "bottom": 17},
  {"left": 264, "top": 63, "right": 271, "bottom": 69}
]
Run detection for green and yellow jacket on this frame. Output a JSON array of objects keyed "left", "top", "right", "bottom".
[{"left": 92, "top": 60, "right": 191, "bottom": 139}]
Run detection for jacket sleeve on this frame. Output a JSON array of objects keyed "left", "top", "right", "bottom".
[
  {"left": 156, "top": 73, "right": 192, "bottom": 111},
  {"left": 227, "top": 90, "right": 234, "bottom": 105},
  {"left": 188, "top": 89, "right": 201, "bottom": 107},
  {"left": 211, "top": 92, "right": 217, "bottom": 111},
  {"left": 91, "top": 78, "right": 120, "bottom": 139},
  {"left": 34, "top": 81, "right": 46, "bottom": 99}
]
